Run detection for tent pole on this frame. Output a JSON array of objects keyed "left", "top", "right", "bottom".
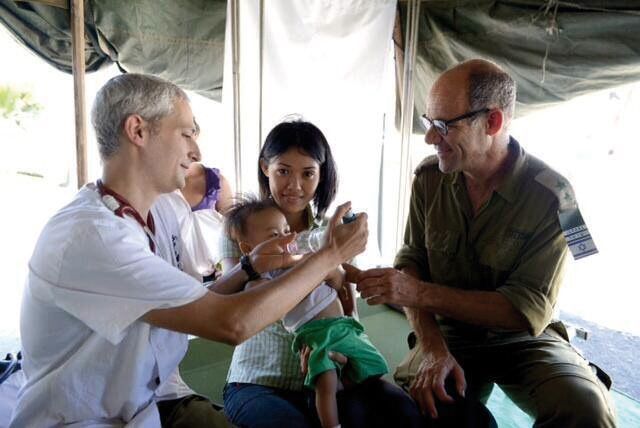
[
  {"left": 71, "top": 0, "right": 88, "bottom": 188},
  {"left": 395, "top": 0, "right": 421, "bottom": 250},
  {"left": 393, "top": 9, "right": 405, "bottom": 114},
  {"left": 258, "top": 0, "right": 264, "bottom": 150},
  {"left": 231, "top": 0, "right": 243, "bottom": 193}
]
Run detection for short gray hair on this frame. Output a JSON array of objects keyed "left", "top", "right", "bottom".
[
  {"left": 91, "top": 73, "right": 188, "bottom": 159},
  {"left": 468, "top": 69, "right": 516, "bottom": 120}
]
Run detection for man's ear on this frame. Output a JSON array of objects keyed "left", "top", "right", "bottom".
[
  {"left": 238, "top": 241, "right": 253, "bottom": 255},
  {"left": 122, "top": 114, "right": 149, "bottom": 148},
  {"left": 485, "top": 109, "right": 504, "bottom": 137},
  {"left": 259, "top": 159, "right": 269, "bottom": 177}
]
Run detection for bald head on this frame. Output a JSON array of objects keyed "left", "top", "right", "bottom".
[
  {"left": 433, "top": 59, "right": 517, "bottom": 121},
  {"left": 448, "top": 58, "right": 505, "bottom": 77}
]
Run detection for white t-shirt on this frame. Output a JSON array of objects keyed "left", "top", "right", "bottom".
[
  {"left": 10, "top": 186, "right": 208, "bottom": 428},
  {"left": 162, "top": 191, "right": 224, "bottom": 277},
  {"left": 252, "top": 270, "right": 337, "bottom": 333},
  {"left": 283, "top": 284, "right": 337, "bottom": 333}
]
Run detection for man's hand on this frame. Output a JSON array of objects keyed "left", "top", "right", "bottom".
[
  {"left": 323, "top": 202, "right": 368, "bottom": 265},
  {"left": 355, "top": 267, "right": 425, "bottom": 308},
  {"left": 249, "top": 233, "right": 298, "bottom": 273},
  {"left": 410, "top": 350, "right": 466, "bottom": 419}
]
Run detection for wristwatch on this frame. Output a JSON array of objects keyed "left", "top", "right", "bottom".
[{"left": 240, "top": 255, "right": 260, "bottom": 281}]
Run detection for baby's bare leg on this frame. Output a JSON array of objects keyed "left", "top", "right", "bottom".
[{"left": 315, "top": 369, "right": 340, "bottom": 428}]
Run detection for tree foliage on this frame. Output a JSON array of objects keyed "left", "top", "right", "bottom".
[{"left": 0, "top": 85, "right": 42, "bottom": 126}]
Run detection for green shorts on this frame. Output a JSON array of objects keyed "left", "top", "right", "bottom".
[{"left": 292, "top": 317, "right": 389, "bottom": 388}]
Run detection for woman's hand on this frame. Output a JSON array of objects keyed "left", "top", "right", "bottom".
[
  {"left": 300, "top": 345, "right": 349, "bottom": 377},
  {"left": 323, "top": 202, "right": 368, "bottom": 265},
  {"left": 248, "top": 233, "right": 298, "bottom": 273}
]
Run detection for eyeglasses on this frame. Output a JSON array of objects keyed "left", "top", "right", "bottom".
[{"left": 420, "top": 108, "right": 490, "bottom": 137}]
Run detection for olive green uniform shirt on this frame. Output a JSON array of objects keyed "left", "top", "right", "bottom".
[{"left": 394, "top": 138, "right": 569, "bottom": 344}]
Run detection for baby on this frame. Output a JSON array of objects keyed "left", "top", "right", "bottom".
[{"left": 225, "top": 196, "right": 388, "bottom": 428}]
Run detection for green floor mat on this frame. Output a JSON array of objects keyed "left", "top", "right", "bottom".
[
  {"left": 180, "top": 337, "right": 233, "bottom": 404},
  {"left": 180, "top": 302, "right": 640, "bottom": 426},
  {"left": 486, "top": 386, "right": 640, "bottom": 427}
]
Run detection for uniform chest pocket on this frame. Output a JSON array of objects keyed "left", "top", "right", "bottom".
[
  {"left": 478, "top": 230, "right": 529, "bottom": 271},
  {"left": 425, "top": 229, "right": 459, "bottom": 256}
]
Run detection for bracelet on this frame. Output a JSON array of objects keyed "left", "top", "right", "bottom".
[{"left": 240, "top": 255, "right": 260, "bottom": 281}]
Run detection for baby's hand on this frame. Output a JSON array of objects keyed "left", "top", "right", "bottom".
[
  {"left": 324, "top": 267, "right": 345, "bottom": 291},
  {"left": 342, "top": 263, "right": 362, "bottom": 284}
]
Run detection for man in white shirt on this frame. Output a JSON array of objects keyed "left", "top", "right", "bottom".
[{"left": 11, "top": 73, "right": 368, "bottom": 427}]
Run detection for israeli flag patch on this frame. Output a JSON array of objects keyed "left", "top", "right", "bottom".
[
  {"left": 535, "top": 169, "right": 598, "bottom": 260},
  {"left": 558, "top": 208, "right": 598, "bottom": 260}
]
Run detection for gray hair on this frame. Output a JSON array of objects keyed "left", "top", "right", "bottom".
[
  {"left": 91, "top": 73, "right": 188, "bottom": 159},
  {"left": 468, "top": 69, "right": 516, "bottom": 120}
]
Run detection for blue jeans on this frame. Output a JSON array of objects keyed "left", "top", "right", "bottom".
[
  {"left": 224, "top": 378, "right": 427, "bottom": 428},
  {"left": 223, "top": 379, "right": 495, "bottom": 428},
  {"left": 223, "top": 383, "right": 315, "bottom": 428}
]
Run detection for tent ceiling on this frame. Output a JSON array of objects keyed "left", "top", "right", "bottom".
[
  {"left": 0, "top": 0, "right": 226, "bottom": 101},
  {"left": 400, "top": 0, "right": 640, "bottom": 119},
  {"left": 2, "top": 1, "right": 640, "bottom": 113}
]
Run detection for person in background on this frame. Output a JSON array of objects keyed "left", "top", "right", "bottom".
[
  {"left": 165, "top": 118, "right": 234, "bottom": 280},
  {"left": 180, "top": 118, "right": 233, "bottom": 215},
  {"left": 353, "top": 59, "right": 616, "bottom": 428}
]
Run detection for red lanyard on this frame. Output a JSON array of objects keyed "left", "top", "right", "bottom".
[{"left": 96, "top": 180, "right": 157, "bottom": 254}]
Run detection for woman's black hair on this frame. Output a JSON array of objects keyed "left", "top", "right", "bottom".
[{"left": 258, "top": 119, "right": 338, "bottom": 219}]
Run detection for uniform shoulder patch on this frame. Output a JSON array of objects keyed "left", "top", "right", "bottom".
[
  {"left": 534, "top": 169, "right": 576, "bottom": 211},
  {"left": 534, "top": 166, "right": 598, "bottom": 260},
  {"left": 414, "top": 155, "right": 439, "bottom": 175}
]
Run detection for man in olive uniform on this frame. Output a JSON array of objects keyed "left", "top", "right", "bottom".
[{"left": 354, "top": 59, "right": 616, "bottom": 427}]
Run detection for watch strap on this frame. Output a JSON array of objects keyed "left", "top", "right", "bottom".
[{"left": 240, "top": 255, "right": 260, "bottom": 281}]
